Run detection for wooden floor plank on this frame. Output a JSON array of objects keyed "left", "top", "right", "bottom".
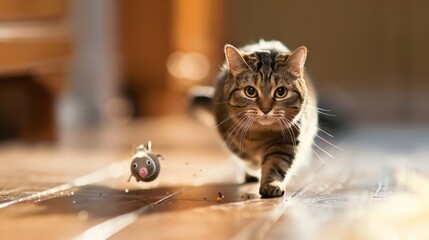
[{"left": 0, "top": 116, "right": 428, "bottom": 239}]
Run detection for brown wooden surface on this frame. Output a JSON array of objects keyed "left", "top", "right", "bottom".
[
  {"left": 0, "top": 115, "right": 428, "bottom": 239},
  {"left": 118, "top": 0, "right": 225, "bottom": 116},
  {"left": 0, "top": 0, "right": 68, "bottom": 21},
  {"left": 0, "top": 75, "right": 60, "bottom": 141},
  {"left": 119, "top": 0, "right": 171, "bottom": 116},
  {"left": 0, "top": 22, "right": 70, "bottom": 74},
  {"left": 0, "top": 0, "right": 70, "bottom": 141}
]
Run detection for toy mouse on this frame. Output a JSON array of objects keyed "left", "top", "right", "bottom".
[{"left": 128, "top": 141, "right": 163, "bottom": 182}]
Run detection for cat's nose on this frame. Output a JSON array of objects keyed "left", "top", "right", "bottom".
[{"left": 260, "top": 108, "right": 271, "bottom": 114}]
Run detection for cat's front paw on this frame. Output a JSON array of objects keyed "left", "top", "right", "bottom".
[{"left": 259, "top": 181, "right": 285, "bottom": 198}]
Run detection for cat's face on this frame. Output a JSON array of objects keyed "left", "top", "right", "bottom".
[{"left": 223, "top": 45, "right": 308, "bottom": 127}]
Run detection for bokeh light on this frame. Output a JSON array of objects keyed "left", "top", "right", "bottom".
[{"left": 167, "top": 52, "right": 210, "bottom": 81}]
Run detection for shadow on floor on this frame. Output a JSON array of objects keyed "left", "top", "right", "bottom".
[{"left": 12, "top": 183, "right": 260, "bottom": 219}]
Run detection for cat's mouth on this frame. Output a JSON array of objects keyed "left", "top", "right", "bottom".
[{"left": 256, "top": 115, "right": 276, "bottom": 125}]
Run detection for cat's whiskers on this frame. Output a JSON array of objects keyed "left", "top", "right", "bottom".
[
  {"left": 315, "top": 126, "right": 334, "bottom": 138},
  {"left": 278, "top": 118, "right": 292, "bottom": 145},
  {"left": 239, "top": 117, "right": 254, "bottom": 153},
  {"left": 311, "top": 147, "right": 333, "bottom": 171},
  {"left": 304, "top": 104, "right": 336, "bottom": 117},
  {"left": 303, "top": 116, "right": 343, "bottom": 150},
  {"left": 215, "top": 112, "right": 245, "bottom": 128},
  {"left": 273, "top": 109, "right": 296, "bottom": 149},
  {"left": 315, "top": 110, "right": 336, "bottom": 117},
  {"left": 225, "top": 115, "right": 248, "bottom": 145},
  {"left": 305, "top": 104, "right": 332, "bottom": 112},
  {"left": 295, "top": 125, "right": 333, "bottom": 169},
  {"left": 237, "top": 117, "right": 250, "bottom": 152},
  {"left": 225, "top": 112, "right": 255, "bottom": 150},
  {"left": 228, "top": 115, "right": 250, "bottom": 150},
  {"left": 280, "top": 117, "right": 298, "bottom": 152},
  {"left": 312, "top": 142, "right": 334, "bottom": 158},
  {"left": 284, "top": 113, "right": 336, "bottom": 168},
  {"left": 315, "top": 132, "right": 343, "bottom": 151},
  {"left": 300, "top": 121, "right": 342, "bottom": 150},
  {"left": 276, "top": 119, "right": 287, "bottom": 145}
]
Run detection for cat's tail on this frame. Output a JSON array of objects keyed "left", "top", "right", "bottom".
[{"left": 188, "top": 86, "right": 215, "bottom": 126}]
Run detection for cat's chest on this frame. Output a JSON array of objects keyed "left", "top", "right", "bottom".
[{"left": 227, "top": 129, "right": 283, "bottom": 159}]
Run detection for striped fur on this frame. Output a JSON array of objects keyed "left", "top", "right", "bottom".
[{"left": 212, "top": 40, "right": 318, "bottom": 198}]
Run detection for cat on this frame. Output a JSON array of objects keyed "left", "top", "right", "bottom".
[{"left": 191, "top": 40, "right": 318, "bottom": 198}]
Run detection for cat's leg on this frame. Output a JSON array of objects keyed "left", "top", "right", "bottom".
[
  {"left": 243, "top": 161, "right": 260, "bottom": 183},
  {"left": 244, "top": 173, "right": 259, "bottom": 183},
  {"left": 259, "top": 153, "right": 291, "bottom": 198}
]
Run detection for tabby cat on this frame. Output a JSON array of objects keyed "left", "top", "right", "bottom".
[{"left": 192, "top": 40, "right": 318, "bottom": 198}]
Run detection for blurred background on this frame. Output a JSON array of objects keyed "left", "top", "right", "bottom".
[{"left": 0, "top": 0, "right": 428, "bottom": 143}]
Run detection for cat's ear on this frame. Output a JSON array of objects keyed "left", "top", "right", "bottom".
[
  {"left": 285, "top": 46, "right": 307, "bottom": 76},
  {"left": 224, "top": 44, "right": 252, "bottom": 75}
]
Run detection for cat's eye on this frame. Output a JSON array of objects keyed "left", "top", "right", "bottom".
[
  {"left": 244, "top": 86, "right": 257, "bottom": 98},
  {"left": 275, "top": 87, "right": 287, "bottom": 98}
]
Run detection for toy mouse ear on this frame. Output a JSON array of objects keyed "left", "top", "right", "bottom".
[
  {"left": 157, "top": 154, "right": 164, "bottom": 161},
  {"left": 147, "top": 141, "right": 152, "bottom": 152}
]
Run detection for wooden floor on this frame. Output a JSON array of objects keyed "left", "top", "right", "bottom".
[{"left": 1, "top": 115, "right": 429, "bottom": 240}]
